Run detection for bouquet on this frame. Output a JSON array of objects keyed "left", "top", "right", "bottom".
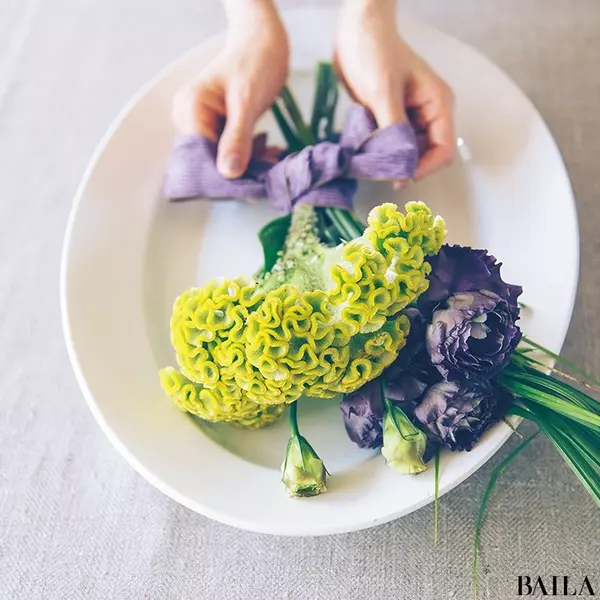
[{"left": 160, "top": 63, "right": 599, "bottom": 590}]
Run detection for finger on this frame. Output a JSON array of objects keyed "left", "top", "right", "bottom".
[
  {"left": 415, "top": 107, "right": 455, "bottom": 180},
  {"left": 332, "top": 56, "right": 357, "bottom": 103},
  {"left": 172, "top": 83, "right": 224, "bottom": 139},
  {"left": 333, "top": 57, "right": 406, "bottom": 127},
  {"left": 217, "top": 100, "right": 255, "bottom": 179},
  {"left": 370, "top": 95, "right": 408, "bottom": 129}
]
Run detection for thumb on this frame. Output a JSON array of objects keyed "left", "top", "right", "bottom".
[
  {"left": 217, "top": 102, "right": 255, "bottom": 179},
  {"left": 369, "top": 86, "right": 408, "bottom": 128}
]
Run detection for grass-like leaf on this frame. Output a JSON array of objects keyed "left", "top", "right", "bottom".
[
  {"left": 501, "top": 373, "right": 600, "bottom": 431},
  {"left": 280, "top": 88, "right": 314, "bottom": 146},
  {"left": 473, "top": 430, "right": 540, "bottom": 599},
  {"left": 520, "top": 337, "right": 600, "bottom": 388},
  {"left": 271, "top": 101, "right": 303, "bottom": 152},
  {"left": 310, "top": 62, "right": 339, "bottom": 141},
  {"left": 510, "top": 404, "right": 600, "bottom": 504},
  {"left": 434, "top": 450, "right": 440, "bottom": 546}
]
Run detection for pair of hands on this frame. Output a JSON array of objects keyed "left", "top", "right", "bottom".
[{"left": 173, "top": 0, "right": 455, "bottom": 181}]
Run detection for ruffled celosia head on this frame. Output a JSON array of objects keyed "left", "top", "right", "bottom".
[
  {"left": 159, "top": 367, "right": 286, "bottom": 428},
  {"left": 162, "top": 202, "right": 446, "bottom": 422}
]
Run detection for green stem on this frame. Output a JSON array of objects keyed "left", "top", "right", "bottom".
[
  {"left": 289, "top": 401, "right": 300, "bottom": 437},
  {"left": 325, "top": 207, "right": 364, "bottom": 242},
  {"left": 271, "top": 102, "right": 303, "bottom": 152},
  {"left": 310, "top": 62, "right": 339, "bottom": 142},
  {"left": 434, "top": 451, "right": 440, "bottom": 546},
  {"left": 280, "top": 87, "right": 314, "bottom": 146},
  {"left": 473, "top": 431, "right": 540, "bottom": 600}
]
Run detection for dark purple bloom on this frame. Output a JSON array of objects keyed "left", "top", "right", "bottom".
[
  {"left": 388, "top": 307, "right": 428, "bottom": 371},
  {"left": 413, "top": 380, "right": 511, "bottom": 451},
  {"left": 385, "top": 370, "right": 431, "bottom": 409},
  {"left": 420, "top": 245, "right": 522, "bottom": 313},
  {"left": 384, "top": 308, "right": 441, "bottom": 409},
  {"left": 340, "top": 379, "right": 384, "bottom": 449},
  {"left": 426, "top": 291, "right": 521, "bottom": 381}
]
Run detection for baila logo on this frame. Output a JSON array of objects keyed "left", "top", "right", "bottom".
[{"left": 518, "top": 576, "right": 596, "bottom": 596}]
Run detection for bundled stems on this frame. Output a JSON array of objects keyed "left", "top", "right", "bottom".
[{"left": 271, "top": 63, "right": 366, "bottom": 250}]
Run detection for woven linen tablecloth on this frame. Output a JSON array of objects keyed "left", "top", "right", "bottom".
[{"left": 0, "top": 1, "right": 599, "bottom": 598}]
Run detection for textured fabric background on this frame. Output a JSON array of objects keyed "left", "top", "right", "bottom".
[{"left": 0, "top": 1, "right": 599, "bottom": 598}]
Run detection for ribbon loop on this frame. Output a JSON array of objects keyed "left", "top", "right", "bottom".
[{"left": 163, "top": 104, "right": 419, "bottom": 213}]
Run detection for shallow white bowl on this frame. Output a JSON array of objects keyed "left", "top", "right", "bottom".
[{"left": 61, "top": 8, "right": 578, "bottom": 536}]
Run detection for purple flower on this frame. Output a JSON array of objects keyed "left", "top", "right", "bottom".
[
  {"left": 426, "top": 291, "right": 521, "bottom": 381},
  {"left": 420, "top": 245, "right": 522, "bottom": 313},
  {"left": 413, "top": 380, "right": 511, "bottom": 451},
  {"left": 340, "top": 379, "right": 384, "bottom": 449},
  {"left": 384, "top": 308, "right": 442, "bottom": 410},
  {"left": 393, "top": 307, "right": 428, "bottom": 368}
]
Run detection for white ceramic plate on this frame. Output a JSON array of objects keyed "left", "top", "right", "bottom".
[{"left": 61, "top": 8, "right": 578, "bottom": 536}]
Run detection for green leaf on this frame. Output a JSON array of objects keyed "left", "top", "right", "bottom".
[
  {"left": 473, "top": 431, "right": 540, "bottom": 599},
  {"left": 310, "top": 62, "right": 339, "bottom": 142},
  {"left": 271, "top": 102, "right": 303, "bottom": 152},
  {"left": 280, "top": 87, "right": 314, "bottom": 146},
  {"left": 520, "top": 337, "right": 600, "bottom": 388},
  {"left": 434, "top": 450, "right": 440, "bottom": 546},
  {"left": 509, "top": 403, "right": 600, "bottom": 503},
  {"left": 501, "top": 374, "right": 600, "bottom": 431},
  {"left": 258, "top": 215, "right": 291, "bottom": 273}
]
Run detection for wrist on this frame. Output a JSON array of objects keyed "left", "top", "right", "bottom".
[
  {"left": 340, "top": 0, "right": 396, "bottom": 21},
  {"left": 224, "top": 0, "right": 280, "bottom": 28}
]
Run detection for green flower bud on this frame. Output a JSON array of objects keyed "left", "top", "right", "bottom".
[
  {"left": 281, "top": 435, "right": 327, "bottom": 497},
  {"left": 382, "top": 403, "right": 428, "bottom": 475}
]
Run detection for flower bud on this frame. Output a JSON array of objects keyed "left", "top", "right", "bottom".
[
  {"left": 381, "top": 404, "right": 428, "bottom": 475},
  {"left": 281, "top": 435, "right": 327, "bottom": 497}
]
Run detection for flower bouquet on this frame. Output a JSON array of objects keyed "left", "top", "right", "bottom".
[{"left": 160, "top": 63, "right": 599, "bottom": 588}]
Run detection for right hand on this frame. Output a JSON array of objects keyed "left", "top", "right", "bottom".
[
  {"left": 172, "top": 1, "right": 289, "bottom": 179},
  {"left": 335, "top": 0, "right": 455, "bottom": 180}
]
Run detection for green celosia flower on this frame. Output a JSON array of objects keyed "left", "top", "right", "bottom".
[
  {"left": 160, "top": 202, "right": 445, "bottom": 426},
  {"left": 159, "top": 367, "right": 286, "bottom": 428},
  {"left": 381, "top": 401, "right": 428, "bottom": 475}
]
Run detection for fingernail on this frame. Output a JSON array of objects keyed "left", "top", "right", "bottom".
[{"left": 218, "top": 154, "right": 242, "bottom": 178}]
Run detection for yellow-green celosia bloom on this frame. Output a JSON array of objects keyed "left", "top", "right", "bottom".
[{"left": 160, "top": 202, "right": 445, "bottom": 427}]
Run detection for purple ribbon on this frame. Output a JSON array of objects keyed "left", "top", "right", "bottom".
[{"left": 163, "top": 104, "right": 419, "bottom": 213}]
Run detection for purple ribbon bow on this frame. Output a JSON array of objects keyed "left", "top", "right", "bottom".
[{"left": 163, "top": 104, "right": 419, "bottom": 213}]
